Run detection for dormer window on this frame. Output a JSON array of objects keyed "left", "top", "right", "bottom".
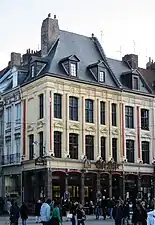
[
  {"left": 31, "top": 65, "right": 35, "bottom": 77},
  {"left": 70, "top": 63, "right": 77, "bottom": 77},
  {"left": 99, "top": 71, "right": 105, "bottom": 82},
  {"left": 59, "top": 55, "right": 80, "bottom": 77},
  {"left": 88, "top": 60, "right": 106, "bottom": 83}
]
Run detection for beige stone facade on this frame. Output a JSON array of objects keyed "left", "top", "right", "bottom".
[{"left": 21, "top": 75, "right": 154, "bottom": 175}]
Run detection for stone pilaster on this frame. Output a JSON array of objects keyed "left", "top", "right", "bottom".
[
  {"left": 46, "top": 169, "right": 52, "bottom": 200},
  {"left": 109, "top": 173, "right": 112, "bottom": 198}
]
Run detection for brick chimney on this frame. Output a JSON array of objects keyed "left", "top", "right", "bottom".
[
  {"left": 41, "top": 14, "right": 60, "bottom": 57},
  {"left": 122, "top": 54, "right": 138, "bottom": 69},
  {"left": 11, "top": 52, "right": 21, "bottom": 67},
  {"left": 146, "top": 57, "right": 155, "bottom": 70}
]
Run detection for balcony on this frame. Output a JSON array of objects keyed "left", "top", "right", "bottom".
[{"left": 2, "top": 153, "right": 21, "bottom": 165}]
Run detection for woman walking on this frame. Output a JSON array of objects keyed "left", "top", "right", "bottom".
[
  {"left": 51, "top": 200, "right": 62, "bottom": 225},
  {"left": 20, "top": 202, "right": 28, "bottom": 225},
  {"left": 10, "top": 201, "right": 20, "bottom": 225}
]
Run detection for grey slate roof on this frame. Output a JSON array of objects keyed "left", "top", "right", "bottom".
[
  {"left": 17, "top": 29, "right": 153, "bottom": 95},
  {"left": 38, "top": 30, "right": 120, "bottom": 88}
]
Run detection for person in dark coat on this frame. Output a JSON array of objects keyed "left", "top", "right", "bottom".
[
  {"left": 10, "top": 201, "right": 20, "bottom": 225},
  {"left": 35, "top": 199, "right": 42, "bottom": 223},
  {"left": 132, "top": 202, "right": 147, "bottom": 225},
  {"left": 20, "top": 202, "right": 28, "bottom": 225},
  {"left": 112, "top": 201, "right": 124, "bottom": 225}
]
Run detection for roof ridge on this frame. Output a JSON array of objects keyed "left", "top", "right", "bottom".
[{"left": 60, "top": 29, "right": 91, "bottom": 39}]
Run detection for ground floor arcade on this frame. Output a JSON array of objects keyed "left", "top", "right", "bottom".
[{"left": 22, "top": 168, "right": 154, "bottom": 205}]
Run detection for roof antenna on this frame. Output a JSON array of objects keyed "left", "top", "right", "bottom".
[
  {"left": 133, "top": 40, "right": 136, "bottom": 54},
  {"left": 116, "top": 45, "right": 123, "bottom": 58},
  {"left": 100, "top": 30, "right": 103, "bottom": 44}
]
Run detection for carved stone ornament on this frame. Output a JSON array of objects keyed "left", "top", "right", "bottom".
[
  {"left": 54, "top": 121, "right": 63, "bottom": 129},
  {"left": 69, "top": 124, "right": 80, "bottom": 130},
  {"left": 95, "top": 159, "right": 118, "bottom": 171},
  {"left": 84, "top": 159, "right": 91, "bottom": 168},
  {"left": 125, "top": 130, "right": 136, "bottom": 137},
  {"left": 85, "top": 126, "right": 96, "bottom": 132},
  {"left": 100, "top": 127, "right": 108, "bottom": 134},
  {"left": 95, "top": 159, "right": 104, "bottom": 169},
  {"left": 112, "top": 128, "right": 119, "bottom": 135}
]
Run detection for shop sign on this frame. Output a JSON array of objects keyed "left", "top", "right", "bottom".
[{"left": 35, "top": 156, "right": 47, "bottom": 166}]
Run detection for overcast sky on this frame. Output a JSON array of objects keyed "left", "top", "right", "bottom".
[{"left": 0, "top": 0, "right": 154, "bottom": 70}]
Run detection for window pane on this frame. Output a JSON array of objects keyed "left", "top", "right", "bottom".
[
  {"left": 85, "top": 135, "right": 94, "bottom": 160},
  {"left": 54, "top": 131, "right": 61, "bottom": 158},
  {"left": 100, "top": 101, "right": 105, "bottom": 125},
  {"left": 112, "top": 103, "right": 117, "bottom": 126},
  {"left": 142, "top": 141, "right": 149, "bottom": 164},
  {"left": 101, "top": 136, "right": 106, "bottom": 161},
  {"left": 85, "top": 99, "right": 93, "bottom": 123},
  {"left": 126, "top": 140, "right": 134, "bottom": 163},
  {"left": 133, "top": 77, "right": 139, "bottom": 89},
  {"left": 39, "top": 94, "right": 44, "bottom": 119},
  {"left": 69, "top": 133, "right": 78, "bottom": 159},
  {"left": 125, "top": 106, "right": 134, "bottom": 128},
  {"left": 69, "top": 97, "right": 78, "bottom": 121},
  {"left": 99, "top": 71, "right": 105, "bottom": 82},
  {"left": 70, "top": 63, "right": 77, "bottom": 76},
  {"left": 141, "top": 109, "right": 149, "bottom": 130},
  {"left": 29, "top": 134, "right": 34, "bottom": 160},
  {"left": 54, "top": 94, "right": 62, "bottom": 119},
  {"left": 112, "top": 138, "right": 117, "bottom": 162},
  {"left": 39, "top": 132, "right": 44, "bottom": 157}
]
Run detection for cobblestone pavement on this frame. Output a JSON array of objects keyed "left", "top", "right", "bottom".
[{"left": 0, "top": 216, "right": 115, "bottom": 225}]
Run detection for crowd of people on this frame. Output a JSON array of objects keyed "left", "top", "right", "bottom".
[{"left": 5, "top": 196, "right": 155, "bottom": 225}]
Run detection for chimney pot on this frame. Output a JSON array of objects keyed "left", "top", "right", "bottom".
[
  {"left": 48, "top": 13, "right": 51, "bottom": 18},
  {"left": 92, "top": 33, "right": 94, "bottom": 37},
  {"left": 54, "top": 15, "right": 56, "bottom": 19}
]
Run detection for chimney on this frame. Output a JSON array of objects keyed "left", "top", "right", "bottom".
[
  {"left": 10, "top": 52, "right": 21, "bottom": 67},
  {"left": 122, "top": 54, "right": 138, "bottom": 69},
  {"left": 41, "top": 14, "right": 60, "bottom": 57}
]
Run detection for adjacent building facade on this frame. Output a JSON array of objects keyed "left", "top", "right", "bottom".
[{"left": 0, "top": 14, "right": 155, "bottom": 206}]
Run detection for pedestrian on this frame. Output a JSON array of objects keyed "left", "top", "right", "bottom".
[
  {"left": 77, "top": 204, "right": 86, "bottom": 225},
  {"left": 10, "top": 201, "right": 20, "bottom": 225},
  {"left": 40, "top": 199, "right": 51, "bottom": 225},
  {"left": 20, "top": 202, "right": 28, "bottom": 225},
  {"left": 70, "top": 202, "right": 77, "bottom": 225},
  {"left": 35, "top": 199, "right": 42, "bottom": 223},
  {"left": 132, "top": 202, "right": 147, "bottom": 225},
  {"left": 101, "top": 196, "right": 107, "bottom": 220},
  {"left": 51, "top": 200, "right": 62, "bottom": 225},
  {"left": 112, "top": 200, "right": 124, "bottom": 225},
  {"left": 147, "top": 200, "right": 155, "bottom": 225}
]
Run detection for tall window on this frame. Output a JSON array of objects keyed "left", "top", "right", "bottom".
[
  {"left": 39, "top": 94, "right": 44, "bottom": 119},
  {"left": 85, "top": 135, "right": 94, "bottom": 160},
  {"left": 112, "top": 103, "right": 117, "bottom": 126},
  {"left": 85, "top": 99, "right": 93, "bottom": 123},
  {"left": 125, "top": 106, "right": 134, "bottom": 128},
  {"left": 100, "top": 101, "right": 105, "bottom": 125},
  {"left": 126, "top": 140, "right": 134, "bottom": 163},
  {"left": 112, "top": 138, "right": 117, "bottom": 162},
  {"left": 15, "top": 103, "right": 21, "bottom": 124},
  {"left": 142, "top": 141, "right": 150, "bottom": 164},
  {"left": 31, "top": 65, "right": 35, "bottom": 77},
  {"left": 54, "top": 131, "right": 61, "bottom": 158},
  {"left": 141, "top": 109, "right": 149, "bottom": 130},
  {"left": 101, "top": 136, "right": 106, "bottom": 161},
  {"left": 29, "top": 134, "right": 34, "bottom": 160},
  {"left": 6, "top": 107, "right": 11, "bottom": 128},
  {"left": 39, "top": 132, "right": 44, "bottom": 157},
  {"left": 69, "top": 97, "right": 78, "bottom": 121},
  {"left": 54, "top": 94, "right": 62, "bottom": 119},
  {"left": 69, "top": 133, "right": 78, "bottom": 159}
]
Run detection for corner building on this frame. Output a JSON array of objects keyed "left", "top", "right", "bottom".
[{"left": 21, "top": 14, "right": 154, "bottom": 205}]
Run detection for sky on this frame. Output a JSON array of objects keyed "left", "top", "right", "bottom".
[{"left": 0, "top": 0, "right": 155, "bottom": 70}]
